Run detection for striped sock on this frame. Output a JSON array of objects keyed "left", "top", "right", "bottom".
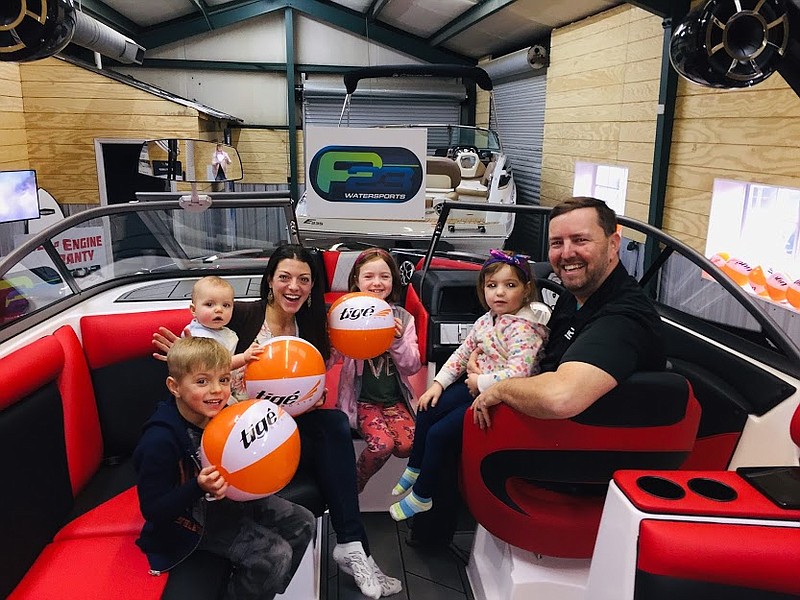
[
  {"left": 389, "top": 491, "right": 432, "bottom": 521},
  {"left": 392, "top": 467, "right": 420, "bottom": 496}
]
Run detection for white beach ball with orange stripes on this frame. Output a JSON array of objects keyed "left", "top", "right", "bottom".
[
  {"left": 328, "top": 292, "right": 395, "bottom": 360},
  {"left": 200, "top": 399, "right": 300, "bottom": 501},
  {"left": 244, "top": 336, "right": 326, "bottom": 417}
]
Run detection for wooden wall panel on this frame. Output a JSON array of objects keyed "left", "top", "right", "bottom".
[
  {"left": 231, "top": 128, "right": 291, "bottom": 185},
  {"left": 668, "top": 67, "right": 800, "bottom": 251},
  {"left": 540, "top": 4, "right": 662, "bottom": 229},
  {"left": 476, "top": 89, "right": 490, "bottom": 129},
  {"left": 19, "top": 58, "right": 210, "bottom": 205},
  {"left": 0, "top": 62, "right": 30, "bottom": 170}
]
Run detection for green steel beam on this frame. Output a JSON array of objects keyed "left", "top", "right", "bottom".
[
  {"left": 643, "top": 1, "right": 690, "bottom": 276},
  {"left": 286, "top": 8, "right": 300, "bottom": 204},
  {"left": 289, "top": 0, "right": 471, "bottom": 64},
  {"left": 137, "top": 59, "right": 361, "bottom": 74},
  {"left": 72, "top": 0, "right": 141, "bottom": 39},
  {"left": 190, "top": 0, "right": 215, "bottom": 31},
  {"left": 367, "top": 0, "right": 390, "bottom": 21},
  {"left": 429, "top": 0, "right": 517, "bottom": 47},
  {"left": 138, "top": 0, "right": 471, "bottom": 64},
  {"left": 138, "top": 0, "right": 286, "bottom": 49}
]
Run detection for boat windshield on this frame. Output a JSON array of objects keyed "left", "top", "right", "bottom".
[
  {"left": 381, "top": 125, "right": 502, "bottom": 154},
  {"left": 0, "top": 196, "right": 297, "bottom": 333}
]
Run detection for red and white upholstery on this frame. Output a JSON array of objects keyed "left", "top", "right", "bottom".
[
  {"left": 461, "top": 371, "right": 702, "bottom": 558},
  {"left": 322, "top": 250, "right": 361, "bottom": 304}
]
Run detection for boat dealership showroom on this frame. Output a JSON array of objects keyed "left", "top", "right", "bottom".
[{"left": 1, "top": 1, "right": 800, "bottom": 599}]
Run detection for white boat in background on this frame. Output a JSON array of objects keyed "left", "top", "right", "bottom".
[{"left": 297, "top": 65, "right": 517, "bottom": 251}]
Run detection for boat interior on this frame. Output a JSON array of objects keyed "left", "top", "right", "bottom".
[{"left": 1, "top": 188, "right": 799, "bottom": 599}]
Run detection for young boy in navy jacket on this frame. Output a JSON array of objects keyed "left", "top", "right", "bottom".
[{"left": 134, "top": 336, "right": 314, "bottom": 599}]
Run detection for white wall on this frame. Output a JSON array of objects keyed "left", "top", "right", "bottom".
[
  {"left": 115, "top": 12, "right": 422, "bottom": 125},
  {"left": 294, "top": 13, "right": 421, "bottom": 66}
]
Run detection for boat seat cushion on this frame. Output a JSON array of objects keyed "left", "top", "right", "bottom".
[
  {"left": 322, "top": 250, "right": 360, "bottom": 304},
  {"left": 9, "top": 535, "right": 166, "bottom": 600}
]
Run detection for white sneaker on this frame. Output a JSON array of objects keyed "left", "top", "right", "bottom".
[
  {"left": 368, "top": 556, "right": 402, "bottom": 597},
  {"left": 333, "top": 541, "right": 381, "bottom": 599}
]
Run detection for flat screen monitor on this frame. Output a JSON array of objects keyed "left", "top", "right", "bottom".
[{"left": 0, "top": 170, "right": 39, "bottom": 224}]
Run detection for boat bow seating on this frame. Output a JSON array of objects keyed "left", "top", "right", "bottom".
[{"left": 1, "top": 310, "right": 324, "bottom": 600}]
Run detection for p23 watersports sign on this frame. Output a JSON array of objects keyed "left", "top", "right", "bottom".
[{"left": 304, "top": 126, "right": 427, "bottom": 219}]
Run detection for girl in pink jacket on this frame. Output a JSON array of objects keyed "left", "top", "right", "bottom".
[
  {"left": 390, "top": 249, "right": 550, "bottom": 521},
  {"left": 336, "top": 248, "right": 422, "bottom": 493}
]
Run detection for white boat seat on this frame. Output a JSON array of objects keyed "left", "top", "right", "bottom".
[{"left": 454, "top": 149, "right": 486, "bottom": 179}]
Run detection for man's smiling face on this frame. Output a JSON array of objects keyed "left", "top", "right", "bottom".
[{"left": 548, "top": 206, "right": 620, "bottom": 304}]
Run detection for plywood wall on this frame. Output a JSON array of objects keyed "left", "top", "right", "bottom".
[
  {"left": 476, "top": 87, "right": 490, "bottom": 129},
  {"left": 0, "top": 62, "right": 30, "bottom": 171},
  {"left": 540, "top": 5, "right": 663, "bottom": 227},
  {"left": 19, "top": 58, "right": 209, "bottom": 205},
  {"left": 232, "top": 128, "right": 294, "bottom": 185},
  {"left": 668, "top": 71, "right": 800, "bottom": 252}
]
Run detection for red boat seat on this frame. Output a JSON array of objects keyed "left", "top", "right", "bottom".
[
  {"left": 322, "top": 250, "right": 360, "bottom": 304},
  {"left": 461, "top": 371, "right": 701, "bottom": 558}
]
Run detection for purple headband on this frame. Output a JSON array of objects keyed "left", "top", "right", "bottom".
[{"left": 482, "top": 248, "right": 531, "bottom": 281}]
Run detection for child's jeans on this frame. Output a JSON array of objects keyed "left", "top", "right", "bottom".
[{"left": 201, "top": 494, "right": 315, "bottom": 600}]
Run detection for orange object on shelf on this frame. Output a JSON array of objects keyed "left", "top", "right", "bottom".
[
  {"left": 766, "top": 272, "right": 790, "bottom": 302},
  {"left": 722, "top": 258, "right": 751, "bottom": 286}
]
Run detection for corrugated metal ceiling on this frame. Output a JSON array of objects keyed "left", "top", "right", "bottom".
[{"left": 79, "top": 0, "right": 662, "bottom": 62}]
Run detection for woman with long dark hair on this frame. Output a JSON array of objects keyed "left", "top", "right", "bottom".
[{"left": 154, "top": 244, "right": 400, "bottom": 599}]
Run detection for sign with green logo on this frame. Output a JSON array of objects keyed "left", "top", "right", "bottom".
[{"left": 304, "top": 127, "right": 426, "bottom": 219}]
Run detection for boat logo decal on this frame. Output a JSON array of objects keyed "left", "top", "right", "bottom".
[{"left": 308, "top": 145, "right": 422, "bottom": 203}]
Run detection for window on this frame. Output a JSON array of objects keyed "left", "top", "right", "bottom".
[
  {"left": 706, "top": 179, "right": 800, "bottom": 278},
  {"left": 573, "top": 162, "right": 628, "bottom": 216}
]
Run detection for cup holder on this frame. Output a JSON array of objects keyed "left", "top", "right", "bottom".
[
  {"left": 636, "top": 476, "right": 686, "bottom": 500},
  {"left": 688, "top": 477, "right": 738, "bottom": 502}
]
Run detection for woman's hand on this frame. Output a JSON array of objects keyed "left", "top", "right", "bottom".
[
  {"left": 152, "top": 326, "right": 182, "bottom": 361},
  {"left": 198, "top": 465, "right": 228, "bottom": 500},
  {"left": 309, "top": 388, "right": 327, "bottom": 411},
  {"left": 417, "top": 382, "right": 443, "bottom": 411}
]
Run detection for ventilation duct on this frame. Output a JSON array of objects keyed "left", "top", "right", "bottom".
[
  {"left": 481, "top": 45, "right": 549, "bottom": 83},
  {"left": 0, "top": 0, "right": 144, "bottom": 64}
]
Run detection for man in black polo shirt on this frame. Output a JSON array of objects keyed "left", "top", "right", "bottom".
[
  {"left": 472, "top": 196, "right": 665, "bottom": 425},
  {"left": 408, "top": 196, "right": 665, "bottom": 546}
]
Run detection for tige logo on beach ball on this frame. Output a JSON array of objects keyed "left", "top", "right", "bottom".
[
  {"left": 328, "top": 292, "right": 395, "bottom": 359},
  {"left": 766, "top": 272, "right": 789, "bottom": 302},
  {"left": 721, "top": 258, "right": 751, "bottom": 286},
  {"left": 244, "top": 336, "right": 326, "bottom": 417},
  {"left": 200, "top": 400, "right": 300, "bottom": 501}
]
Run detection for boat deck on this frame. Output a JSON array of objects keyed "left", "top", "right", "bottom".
[{"left": 322, "top": 513, "right": 476, "bottom": 599}]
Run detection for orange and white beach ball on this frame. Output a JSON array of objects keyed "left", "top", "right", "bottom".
[
  {"left": 328, "top": 292, "right": 395, "bottom": 360},
  {"left": 244, "top": 336, "right": 326, "bottom": 417},
  {"left": 766, "top": 272, "right": 790, "bottom": 302},
  {"left": 200, "top": 399, "right": 300, "bottom": 501}
]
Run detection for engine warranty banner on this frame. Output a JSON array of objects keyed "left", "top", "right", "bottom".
[{"left": 304, "top": 126, "right": 426, "bottom": 219}]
